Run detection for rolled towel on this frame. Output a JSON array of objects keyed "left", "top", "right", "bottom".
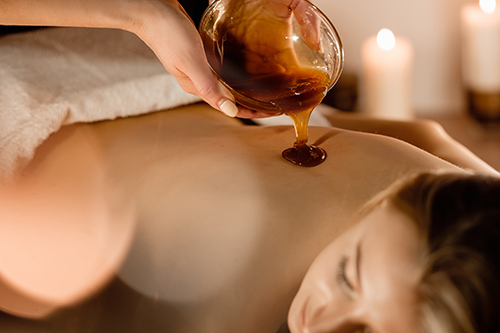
[{"left": 0, "top": 27, "right": 201, "bottom": 182}]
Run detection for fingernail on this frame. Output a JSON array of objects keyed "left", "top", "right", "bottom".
[{"left": 220, "top": 100, "right": 239, "bottom": 118}]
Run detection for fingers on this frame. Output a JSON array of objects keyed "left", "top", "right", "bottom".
[
  {"left": 293, "top": 0, "right": 321, "bottom": 52},
  {"left": 236, "top": 109, "right": 283, "bottom": 119},
  {"left": 171, "top": 44, "right": 283, "bottom": 119},
  {"left": 177, "top": 51, "right": 240, "bottom": 117},
  {"left": 179, "top": 71, "right": 280, "bottom": 119},
  {"left": 137, "top": 1, "right": 242, "bottom": 117},
  {"left": 157, "top": 3, "right": 282, "bottom": 118}
]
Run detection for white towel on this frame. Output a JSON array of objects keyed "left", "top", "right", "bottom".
[{"left": 0, "top": 27, "right": 201, "bottom": 182}]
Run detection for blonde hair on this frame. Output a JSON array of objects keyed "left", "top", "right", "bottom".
[{"left": 376, "top": 171, "right": 500, "bottom": 333}]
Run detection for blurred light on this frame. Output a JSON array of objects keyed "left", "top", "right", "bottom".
[
  {"left": 480, "top": 0, "right": 496, "bottom": 14},
  {"left": 377, "top": 28, "right": 396, "bottom": 51}
]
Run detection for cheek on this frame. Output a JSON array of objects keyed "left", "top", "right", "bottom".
[
  {"left": 288, "top": 231, "right": 356, "bottom": 322},
  {"left": 288, "top": 265, "right": 334, "bottom": 333},
  {"left": 294, "top": 241, "right": 342, "bottom": 300}
]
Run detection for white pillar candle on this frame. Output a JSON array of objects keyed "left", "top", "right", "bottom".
[
  {"left": 361, "top": 28, "right": 414, "bottom": 119},
  {"left": 461, "top": 0, "right": 500, "bottom": 93}
]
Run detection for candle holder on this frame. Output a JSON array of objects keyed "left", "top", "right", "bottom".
[
  {"left": 466, "top": 89, "right": 500, "bottom": 123},
  {"left": 460, "top": 0, "right": 500, "bottom": 124}
]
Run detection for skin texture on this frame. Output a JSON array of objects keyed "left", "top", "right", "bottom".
[{"left": 0, "top": 103, "right": 497, "bottom": 332}]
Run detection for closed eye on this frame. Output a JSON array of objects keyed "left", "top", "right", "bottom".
[{"left": 336, "top": 255, "right": 354, "bottom": 291}]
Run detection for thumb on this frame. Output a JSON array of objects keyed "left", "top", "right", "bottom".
[
  {"left": 183, "top": 47, "right": 239, "bottom": 117},
  {"left": 194, "top": 70, "right": 239, "bottom": 118}
]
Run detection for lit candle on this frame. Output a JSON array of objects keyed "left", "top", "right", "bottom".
[
  {"left": 461, "top": 0, "right": 500, "bottom": 121},
  {"left": 361, "top": 28, "right": 414, "bottom": 119}
]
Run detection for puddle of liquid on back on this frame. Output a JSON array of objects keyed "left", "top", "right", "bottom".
[{"left": 201, "top": 5, "right": 330, "bottom": 166}]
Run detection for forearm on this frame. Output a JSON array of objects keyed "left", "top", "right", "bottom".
[
  {"left": 0, "top": 0, "right": 325, "bottom": 119},
  {"left": 0, "top": 0, "right": 148, "bottom": 31}
]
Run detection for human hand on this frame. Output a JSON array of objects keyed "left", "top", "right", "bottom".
[
  {"left": 0, "top": 0, "right": 277, "bottom": 118},
  {"left": 129, "top": 0, "right": 279, "bottom": 118}
]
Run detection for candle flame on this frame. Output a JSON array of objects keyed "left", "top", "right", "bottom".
[
  {"left": 480, "top": 0, "right": 496, "bottom": 14},
  {"left": 377, "top": 29, "right": 396, "bottom": 51}
]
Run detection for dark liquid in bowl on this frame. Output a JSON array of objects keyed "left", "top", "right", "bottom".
[{"left": 201, "top": 25, "right": 329, "bottom": 167}]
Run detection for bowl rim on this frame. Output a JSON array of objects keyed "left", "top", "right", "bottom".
[{"left": 198, "top": 0, "right": 344, "bottom": 109}]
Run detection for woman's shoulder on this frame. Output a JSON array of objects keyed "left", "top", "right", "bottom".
[{"left": 319, "top": 108, "right": 498, "bottom": 175}]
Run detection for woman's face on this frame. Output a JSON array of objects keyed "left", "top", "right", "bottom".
[{"left": 288, "top": 201, "right": 424, "bottom": 333}]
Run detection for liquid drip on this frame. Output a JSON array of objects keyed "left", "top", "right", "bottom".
[
  {"left": 281, "top": 108, "right": 327, "bottom": 167},
  {"left": 201, "top": 8, "right": 330, "bottom": 167},
  {"left": 282, "top": 144, "right": 327, "bottom": 167}
]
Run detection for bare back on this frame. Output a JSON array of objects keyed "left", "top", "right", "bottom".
[{"left": 0, "top": 103, "right": 464, "bottom": 332}]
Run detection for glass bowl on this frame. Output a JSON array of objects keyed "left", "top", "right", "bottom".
[{"left": 199, "top": 0, "right": 344, "bottom": 114}]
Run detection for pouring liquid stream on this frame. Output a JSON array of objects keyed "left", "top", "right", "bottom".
[
  {"left": 282, "top": 108, "right": 327, "bottom": 167},
  {"left": 200, "top": 13, "right": 330, "bottom": 167},
  {"left": 213, "top": 66, "right": 329, "bottom": 167}
]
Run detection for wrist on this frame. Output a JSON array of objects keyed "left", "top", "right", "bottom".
[
  {"left": 104, "top": 0, "right": 153, "bottom": 32},
  {"left": 118, "top": 0, "right": 179, "bottom": 36}
]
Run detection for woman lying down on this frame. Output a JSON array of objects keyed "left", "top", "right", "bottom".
[{"left": 0, "top": 102, "right": 499, "bottom": 333}]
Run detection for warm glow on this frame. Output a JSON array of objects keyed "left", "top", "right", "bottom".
[
  {"left": 480, "top": 0, "right": 496, "bottom": 14},
  {"left": 377, "top": 29, "right": 396, "bottom": 51}
]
